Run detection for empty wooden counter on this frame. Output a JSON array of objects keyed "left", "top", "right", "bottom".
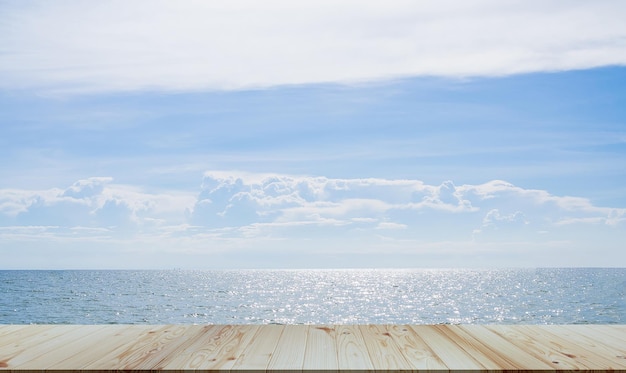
[{"left": 1, "top": 324, "right": 625, "bottom": 371}]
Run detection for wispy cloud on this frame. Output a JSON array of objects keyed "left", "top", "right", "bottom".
[{"left": 1, "top": 1, "right": 625, "bottom": 93}]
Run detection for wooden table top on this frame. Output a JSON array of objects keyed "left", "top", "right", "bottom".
[{"left": 1, "top": 324, "right": 625, "bottom": 371}]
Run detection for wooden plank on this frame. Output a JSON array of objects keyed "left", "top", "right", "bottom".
[
  {"left": 81, "top": 324, "right": 193, "bottom": 370},
  {"left": 493, "top": 325, "right": 626, "bottom": 373},
  {"left": 0, "top": 326, "right": 30, "bottom": 341},
  {"left": 144, "top": 325, "right": 210, "bottom": 368},
  {"left": 513, "top": 325, "right": 625, "bottom": 370},
  {"left": 359, "top": 324, "right": 413, "bottom": 370},
  {"left": 487, "top": 325, "right": 590, "bottom": 370},
  {"left": 336, "top": 325, "right": 374, "bottom": 371},
  {"left": 567, "top": 325, "right": 626, "bottom": 351},
  {"left": 1, "top": 324, "right": 626, "bottom": 372},
  {"left": 457, "top": 325, "right": 554, "bottom": 371},
  {"left": 408, "top": 325, "right": 485, "bottom": 370},
  {"left": 561, "top": 325, "right": 626, "bottom": 351},
  {"left": 157, "top": 324, "right": 259, "bottom": 371},
  {"left": 385, "top": 325, "right": 448, "bottom": 371},
  {"left": 561, "top": 325, "right": 626, "bottom": 368},
  {"left": 304, "top": 325, "right": 338, "bottom": 370},
  {"left": 151, "top": 325, "right": 220, "bottom": 370},
  {"left": 433, "top": 325, "right": 515, "bottom": 370},
  {"left": 60, "top": 325, "right": 155, "bottom": 370},
  {"left": 231, "top": 324, "right": 284, "bottom": 371},
  {"left": 16, "top": 325, "right": 124, "bottom": 369},
  {"left": 0, "top": 325, "right": 56, "bottom": 348},
  {"left": 0, "top": 325, "right": 99, "bottom": 370},
  {"left": 78, "top": 325, "right": 163, "bottom": 369},
  {"left": 520, "top": 325, "right": 626, "bottom": 370},
  {"left": 268, "top": 325, "right": 308, "bottom": 371},
  {"left": 580, "top": 324, "right": 626, "bottom": 344},
  {"left": 136, "top": 325, "right": 206, "bottom": 369}
]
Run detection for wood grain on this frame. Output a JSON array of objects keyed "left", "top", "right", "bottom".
[
  {"left": 486, "top": 325, "right": 575, "bottom": 369},
  {"left": 0, "top": 326, "right": 30, "bottom": 342},
  {"left": 513, "top": 325, "right": 626, "bottom": 370},
  {"left": 159, "top": 324, "right": 260, "bottom": 371},
  {"left": 408, "top": 324, "right": 485, "bottom": 370},
  {"left": 336, "top": 324, "right": 374, "bottom": 370},
  {"left": 579, "top": 325, "right": 626, "bottom": 344},
  {"left": 458, "top": 325, "right": 554, "bottom": 370},
  {"left": 17, "top": 325, "right": 120, "bottom": 369},
  {"left": 231, "top": 324, "right": 283, "bottom": 370},
  {"left": 566, "top": 325, "right": 626, "bottom": 351},
  {"left": 0, "top": 324, "right": 624, "bottom": 372},
  {"left": 385, "top": 325, "right": 448, "bottom": 371},
  {"left": 304, "top": 325, "right": 338, "bottom": 370},
  {"left": 360, "top": 324, "right": 413, "bottom": 370},
  {"left": 0, "top": 325, "right": 56, "bottom": 349},
  {"left": 268, "top": 325, "right": 308, "bottom": 371},
  {"left": 0, "top": 325, "right": 94, "bottom": 369}
]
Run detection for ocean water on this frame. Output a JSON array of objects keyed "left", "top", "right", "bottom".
[{"left": 0, "top": 268, "right": 624, "bottom": 325}]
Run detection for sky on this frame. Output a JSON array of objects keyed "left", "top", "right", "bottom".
[{"left": 1, "top": 0, "right": 625, "bottom": 269}]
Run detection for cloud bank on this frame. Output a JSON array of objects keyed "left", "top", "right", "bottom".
[
  {"left": 1, "top": 1, "right": 625, "bottom": 93},
  {"left": 1, "top": 172, "right": 624, "bottom": 268},
  {"left": 0, "top": 177, "right": 193, "bottom": 230}
]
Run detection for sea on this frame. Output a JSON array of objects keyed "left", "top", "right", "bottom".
[{"left": 0, "top": 268, "right": 624, "bottom": 325}]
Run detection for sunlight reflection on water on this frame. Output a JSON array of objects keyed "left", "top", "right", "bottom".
[{"left": 1, "top": 268, "right": 624, "bottom": 324}]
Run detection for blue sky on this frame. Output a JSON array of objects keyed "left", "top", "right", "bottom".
[{"left": 1, "top": 1, "right": 625, "bottom": 269}]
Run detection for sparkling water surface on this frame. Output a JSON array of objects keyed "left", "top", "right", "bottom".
[{"left": 1, "top": 268, "right": 624, "bottom": 324}]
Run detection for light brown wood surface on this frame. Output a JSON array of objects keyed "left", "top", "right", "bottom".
[{"left": 0, "top": 324, "right": 624, "bottom": 372}]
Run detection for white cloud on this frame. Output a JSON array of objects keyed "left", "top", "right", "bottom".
[
  {"left": 409, "top": 180, "right": 476, "bottom": 213},
  {"left": 472, "top": 209, "right": 530, "bottom": 242},
  {"left": 1, "top": 172, "right": 625, "bottom": 267},
  {"left": 191, "top": 172, "right": 465, "bottom": 229},
  {"left": 62, "top": 177, "right": 112, "bottom": 199},
  {"left": 0, "top": 177, "right": 196, "bottom": 229},
  {"left": 1, "top": 1, "right": 625, "bottom": 93},
  {"left": 376, "top": 222, "right": 407, "bottom": 230},
  {"left": 482, "top": 209, "right": 528, "bottom": 227},
  {"left": 554, "top": 208, "right": 626, "bottom": 227},
  {"left": 188, "top": 172, "right": 626, "bottom": 247},
  {"left": 4, "top": 173, "right": 625, "bottom": 237},
  {"left": 460, "top": 181, "right": 625, "bottom": 228}
]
